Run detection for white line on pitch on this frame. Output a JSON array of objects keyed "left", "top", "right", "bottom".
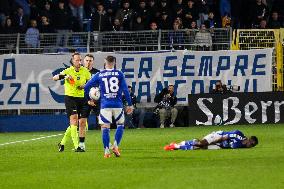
[{"left": 0, "top": 133, "right": 63, "bottom": 146}]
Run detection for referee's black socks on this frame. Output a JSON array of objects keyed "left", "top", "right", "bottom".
[{"left": 79, "top": 137, "right": 85, "bottom": 142}]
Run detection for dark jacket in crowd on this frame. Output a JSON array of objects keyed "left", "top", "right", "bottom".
[
  {"left": 211, "top": 85, "right": 230, "bottom": 94},
  {"left": 123, "top": 92, "right": 137, "bottom": 108},
  {"left": 154, "top": 88, "right": 177, "bottom": 110},
  {"left": 92, "top": 10, "right": 110, "bottom": 31},
  {"left": 52, "top": 6, "right": 72, "bottom": 30}
]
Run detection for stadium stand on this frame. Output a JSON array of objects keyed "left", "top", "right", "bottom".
[{"left": 0, "top": 0, "right": 284, "bottom": 131}]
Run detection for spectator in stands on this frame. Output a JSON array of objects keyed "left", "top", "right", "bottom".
[
  {"left": 250, "top": 0, "right": 268, "bottom": 28},
  {"left": 115, "top": 0, "right": 134, "bottom": 31},
  {"left": 104, "top": 0, "right": 120, "bottom": 22},
  {"left": 13, "top": 7, "right": 29, "bottom": 33},
  {"left": 194, "top": 23, "right": 212, "bottom": 50},
  {"left": 0, "top": 0, "right": 11, "bottom": 27},
  {"left": 173, "top": 0, "right": 185, "bottom": 19},
  {"left": 268, "top": 11, "right": 282, "bottom": 29},
  {"left": 174, "top": 17, "right": 184, "bottom": 29},
  {"left": 159, "top": 11, "right": 171, "bottom": 30},
  {"left": 134, "top": 0, "right": 150, "bottom": 28},
  {"left": 184, "top": 0, "right": 199, "bottom": 29},
  {"left": 53, "top": 1, "right": 72, "bottom": 47},
  {"left": 154, "top": 85, "right": 178, "bottom": 128},
  {"left": 189, "top": 20, "right": 198, "bottom": 29},
  {"left": 132, "top": 16, "right": 146, "bottom": 31},
  {"left": 211, "top": 80, "right": 228, "bottom": 94},
  {"left": 149, "top": 21, "right": 158, "bottom": 31},
  {"left": 168, "top": 21, "right": 184, "bottom": 50},
  {"left": 40, "top": 1, "right": 53, "bottom": 23},
  {"left": 69, "top": 0, "right": 85, "bottom": 31},
  {"left": 1, "top": 17, "right": 17, "bottom": 34},
  {"left": 112, "top": 18, "right": 123, "bottom": 31},
  {"left": 184, "top": 0, "right": 199, "bottom": 28},
  {"left": 157, "top": 0, "right": 172, "bottom": 21},
  {"left": 29, "top": 0, "right": 40, "bottom": 20},
  {"left": 92, "top": 3, "right": 110, "bottom": 32},
  {"left": 204, "top": 11, "right": 218, "bottom": 29},
  {"left": 123, "top": 86, "right": 145, "bottom": 129},
  {"left": 272, "top": 0, "right": 284, "bottom": 23},
  {"left": 147, "top": 0, "right": 159, "bottom": 23},
  {"left": 259, "top": 19, "right": 268, "bottom": 29},
  {"left": 221, "top": 12, "right": 231, "bottom": 28},
  {"left": 39, "top": 15, "right": 54, "bottom": 33},
  {"left": 148, "top": 21, "right": 159, "bottom": 50},
  {"left": 1, "top": 17, "right": 16, "bottom": 53},
  {"left": 14, "top": 0, "right": 31, "bottom": 16},
  {"left": 196, "top": 0, "right": 210, "bottom": 27},
  {"left": 25, "top": 19, "right": 39, "bottom": 48}
]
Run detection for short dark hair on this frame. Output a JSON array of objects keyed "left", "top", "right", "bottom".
[
  {"left": 85, "top": 54, "right": 94, "bottom": 59},
  {"left": 72, "top": 52, "right": 81, "bottom": 57},
  {"left": 250, "top": 136, "right": 258, "bottom": 147},
  {"left": 105, "top": 55, "right": 116, "bottom": 63}
]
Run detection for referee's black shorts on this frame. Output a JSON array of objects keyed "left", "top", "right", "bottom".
[{"left": 65, "top": 95, "right": 89, "bottom": 118}]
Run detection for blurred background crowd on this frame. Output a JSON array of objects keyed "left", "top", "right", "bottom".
[{"left": 0, "top": 0, "right": 283, "bottom": 35}]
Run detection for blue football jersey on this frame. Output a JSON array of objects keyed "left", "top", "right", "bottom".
[
  {"left": 84, "top": 69, "right": 132, "bottom": 109},
  {"left": 220, "top": 130, "right": 246, "bottom": 149}
]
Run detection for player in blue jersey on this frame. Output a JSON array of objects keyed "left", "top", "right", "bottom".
[
  {"left": 164, "top": 130, "right": 258, "bottom": 151},
  {"left": 84, "top": 55, "right": 133, "bottom": 158}
]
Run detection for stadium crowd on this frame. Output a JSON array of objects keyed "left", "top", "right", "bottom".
[{"left": 0, "top": 0, "right": 283, "bottom": 35}]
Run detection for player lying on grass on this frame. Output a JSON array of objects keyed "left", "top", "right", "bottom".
[{"left": 164, "top": 130, "right": 258, "bottom": 150}]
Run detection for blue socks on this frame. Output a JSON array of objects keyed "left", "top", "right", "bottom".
[
  {"left": 179, "top": 140, "right": 194, "bottom": 150},
  {"left": 102, "top": 128, "right": 110, "bottom": 150},
  {"left": 114, "top": 125, "right": 124, "bottom": 147}
]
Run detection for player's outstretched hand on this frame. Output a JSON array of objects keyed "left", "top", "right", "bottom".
[
  {"left": 88, "top": 100, "right": 97, "bottom": 106},
  {"left": 125, "top": 106, "right": 134, "bottom": 114},
  {"left": 77, "top": 84, "right": 85, "bottom": 90}
]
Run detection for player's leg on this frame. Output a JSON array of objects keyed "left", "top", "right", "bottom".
[
  {"left": 58, "top": 126, "right": 71, "bottom": 152},
  {"left": 58, "top": 96, "right": 79, "bottom": 152},
  {"left": 78, "top": 118, "right": 87, "bottom": 151},
  {"left": 124, "top": 111, "right": 135, "bottom": 129},
  {"left": 136, "top": 108, "right": 145, "bottom": 128},
  {"left": 112, "top": 108, "right": 125, "bottom": 157},
  {"left": 195, "top": 131, "right": 223, "bottom": 149},
  {"left": 159, "top": 108, "right": 167, "bottom": 128},
  {"left": 170, "top": 107, "right": 178, "bottom": 128},
  {"left": 99, "top": 108, "right": 112, "bottom": 158},
  {"left": 70, "top": 113, "right": 80, "bottom": 151},
  {"left": 78, "top": 100, "right": 90, "bottom": 151},
  {"left": 164, "top": 139, "right": 200, "bottom": 151},
  {"left": 178, "top": 140, "right": 199, "bottom": 150}
]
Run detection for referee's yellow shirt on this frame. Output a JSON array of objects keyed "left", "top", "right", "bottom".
[{"left": 60, "top": 66, "right": 91, "bottom": 97}]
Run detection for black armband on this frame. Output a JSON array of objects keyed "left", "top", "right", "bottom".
[{"left": 58, "top": 74, "right": 66, "bottom": 80}]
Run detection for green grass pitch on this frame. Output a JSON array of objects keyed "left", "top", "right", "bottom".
[{"left": 0, "top": 124, "right": 283, "bottom": 189}]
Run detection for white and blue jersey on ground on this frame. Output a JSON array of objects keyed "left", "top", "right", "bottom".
[
  {"left": 178, "top": 130, "right": 247, "bottom": 150},
  {"left": 220, "top": 130, "right": 246, "bottom": 149},
  {"left": 84, "top": 68, "right": 132, "bottom": 124}
]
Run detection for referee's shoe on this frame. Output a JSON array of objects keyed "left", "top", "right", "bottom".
[
  {"left": 75, "top": 146, "right": 85, "bottom": 152},
  {"left": 58, "top": 143, "right": 64, "bottom": 152}
]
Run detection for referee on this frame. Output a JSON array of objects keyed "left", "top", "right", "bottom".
[{"left": 53, "top": 52, "right": 91, "bottom": 152}]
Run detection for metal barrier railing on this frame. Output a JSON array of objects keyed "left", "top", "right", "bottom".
[
  {"left": 0, "top": 28, "right": 231, "bottom": 54},
  {"left": 232, "top": 29, "right": 283, "bottom": 91}
]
